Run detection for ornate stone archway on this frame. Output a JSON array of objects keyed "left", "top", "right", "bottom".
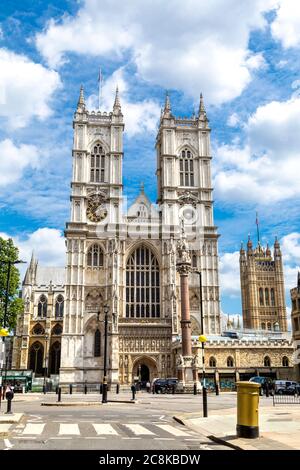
[{"left": 131, "top": 355, "right": 158, "bottom": 384}]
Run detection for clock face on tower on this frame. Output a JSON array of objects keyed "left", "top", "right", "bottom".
[{"left": 86, "top": 193, "right": 108, "bottom": 222}]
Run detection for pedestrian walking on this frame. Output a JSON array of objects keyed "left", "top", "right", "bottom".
[{"left": 146, "top": 381, "right": 151, "bottom": 393}]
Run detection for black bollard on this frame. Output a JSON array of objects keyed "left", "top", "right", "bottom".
[
  {"left": 0, "top": 385, "right": 2, "bottom": 408},
  {"left": 84, "top": 384, "right": 87, "bottom": 395},
  {"left": 203, "top": 387, "right": 208, "bottom": 418},
  {"left": 55, "top": 386, "right": 58, "bottom": 394},
  {"left": 215, "top": 384, "right": 219, "bottom": 396},
  {"left": 100, "top": 383, "right": 103, "bottom": 394},
  {"left": 116, "top": 383, "right": 119, "bottom": 394},
  {"left": 172, "top": 384, "right": 175, "bottom": 395},
  {"left": 69, "top": 384, "right": 72, "bottom": 395},
  {"left": 58, "top": 387, "right": 61, "bottom": 402},
  {"left": 132, "top": 389, "right": 136, "bottom": 400},
  {"left": 193, "top": 383, "right": 197, "bottom": 395}
]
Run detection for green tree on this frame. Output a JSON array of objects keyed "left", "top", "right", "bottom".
[{"left": 0, "top": 237, "right": 24, "bottom": 330}]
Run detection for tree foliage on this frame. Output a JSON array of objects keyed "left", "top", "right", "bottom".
[{"left": 0, "top": 237, "right": 23, "bottom": 330}]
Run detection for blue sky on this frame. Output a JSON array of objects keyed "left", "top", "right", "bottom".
[{"left": 1, "top": 0, "right": 300, "bottom": 324}]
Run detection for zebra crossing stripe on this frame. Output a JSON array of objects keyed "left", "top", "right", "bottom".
[
  {"left": 123, "top": 424, "right": 155, "bottom": 435},
  {"left": 155, "top": 424, "right": 190, "bottom": 436},
  {"left": 59, "top": 424, "right": 80, "bottom": 435},
  {"left": 22, "top": 423, "right": 45, "bottom": 435},
  {"left": 93, "top": 424, "right": 119, "bottom": 435}
]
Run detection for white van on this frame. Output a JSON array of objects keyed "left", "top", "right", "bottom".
[{"left": 274, "top": 380, "right": 298, "bottom": 394}]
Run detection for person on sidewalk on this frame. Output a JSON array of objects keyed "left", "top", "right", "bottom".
[{"left": 146, "top": 381, "right": 151, "bottom": 393}]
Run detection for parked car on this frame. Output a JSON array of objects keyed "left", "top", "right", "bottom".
[
  {"left": 274, "top": 380, "right": 300, "bottom": 395},
  {"left": 249, "top": 376, "right": 275, "bottom": 393},
  {"left": 153, "top": 378, "right": 178, "bottom": 393}
]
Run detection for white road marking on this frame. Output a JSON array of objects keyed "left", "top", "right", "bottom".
[
  {"left": 124, "top": 424, "right": 155, "bottom": 435},
  {"left": 121, "top": 437, "right": 141, "bottom": 440},
  {"left": 59, "top": 424, "right": 80, "bottom": 435},
  {"left": 159, "top": 415, "right": 165, "bottom": 420},
  {"left": 22, "top": 423, "right": 45, "bottom": 435},
  {"left": 155, "top": 424, "right": 190, "bottom": 437},
  {"left": 154, "top": 437, "right": 175, "bottom": 441},
  {"left": 4, "top": 439, "right": 13, "bottom": 449},
  {"left": 93, "top": 424, "right": 118, "bottom": 435}
]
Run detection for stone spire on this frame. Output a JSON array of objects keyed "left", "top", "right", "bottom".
[
  {"left": 247, "top": 234, "right": 253, "bottom": 253},
  {"left": 113, "top": 85, "right": 122, "bottom": 115},
  {"left": 162, "top": 91, "right": 172, "bottom": 118},
  {"left": 297, "top": 271, "right": 300, "bottom": 293},
  {"left": 198, "top": 93, "right": 208, "bottom": 122},
  {"left": 23, "top": 251, "right": 37, "bottom": 285},
  {"left": 77, "top": 85, "right": 85, "bottom": 112}
]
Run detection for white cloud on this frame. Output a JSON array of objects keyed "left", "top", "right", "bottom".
[
  {"left": 219, "top": 251, "right": 241, "bottom": 297},
  {"left": 35, "top": 0, "right": 276, "bottom": 104},
  {"left": 271, "top": 0, "right": 300, "bottom": 48},
  {"left": 0, "top": 26, "right": 3, "bottom": 40},
  {"left": 0, "top": 139, "right": 40, "bottom": 186},
  {"left": 0, "top": 228, "right": 65, "bottom": 268},
  {"left": 227, "top": 112, "right": 240, "bottom": 127},
  {"left": 281, "top": 232, "right": 300, "bottom": 265},
  {"left": 0, "top": 48, "right": 61, "bottom": 128},
  {"left": 86, "top": 68, "right": 160, "bottom": 136},
  {"left": 214, "top": 95, "right": 300, "bottom": 204}
]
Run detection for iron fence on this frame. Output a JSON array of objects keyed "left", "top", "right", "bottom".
[{"left": 273, "top": 394, "right": 300, "bottom": 405}]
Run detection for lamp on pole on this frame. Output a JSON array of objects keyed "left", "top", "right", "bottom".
[
  {"left": 0, "top": 259, "right": 26, "bottom": 390},
  {"left": 194, "top": 270, "right": 208, "bottom": 417},
  {"left": 102, "top": 304, "right": 109, "bottom": 404},
  {"left": 43, "top": 333, "right": 49, "bottom": 394}
]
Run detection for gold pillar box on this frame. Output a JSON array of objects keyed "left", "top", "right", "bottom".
[{"left": 236, "top": 381, "right": 260, "bottom": 439}]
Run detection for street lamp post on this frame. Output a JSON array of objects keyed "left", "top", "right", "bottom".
[
  {"left": 0, "top": 259, "right": 26, "bottom": 392},
  {"left": 102, "top": 304, "right": 109, "bottom": 404},
  {"left": 194, "top": 270, "right": 208, "bottom": 417},
  {"left": 43, "top": 333, "right": 49, "bottom": 394}
]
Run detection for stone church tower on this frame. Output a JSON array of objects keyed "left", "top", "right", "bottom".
[
  {"left": 59, "top": 88, "right": 221, "bottom": 386},
  {"left": 240, "top": 237, "right": 287, "bottom": 332}
]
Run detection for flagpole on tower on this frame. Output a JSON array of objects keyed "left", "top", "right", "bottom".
[
  {"left": 98, "top": 68, "right": 102, "bottom": 110},
  {"left": 256, "top": 212, "right": 260, "bottom": 245}
]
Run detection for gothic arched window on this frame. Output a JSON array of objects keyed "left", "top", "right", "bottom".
[
  {"left": 265, "top": 288, "right": 270, "bottom": 306},
  {"left": 49, "top": 341, "right": 61, "bottom": 374},
  {"left": 126, "top": 245, "right": 160, "bottom": 318},
  {"left": 179, "top": 149, "right": 194, "bottom": 187},
  {"left": 227, "top": 356, "right": 234, "bottom": 367},
  {"left": 270, "top": 288, "right": 275, "bottom": 306},
  {"left": 261, "top": 322, "right": 266, "bottom": 330},
  {"left": 282, "top": 356, "right": 289, "bottom": 367},
  {"left": 55, "top": 295, "right": 64, "bottom": 318},
  {"left": 264, "top": 356, "right": 271, "bottom": 367},
  {"left": 37, "top": 295, "right": 47, "bottom": 317},
  {"left": 94, "top": 329, "right": 101, "bottom": 357},
  {"left": 32, "top": 324, "right": 45, "bottom": 335},
  {"left": 87, "top": 244, "right": 104, "bottom": 268},
  {"left": 52, "top": 324, "right": 63, "bottom": 335},
  {"left": 90, "top": 143, "right": 105, "bottom": 183},
  {"left": 209, "top": 357, "right": 216, "bottom": 367},
  {"left": 259, "top": 288, "right": 264, "bottom": 306},
  {"left": 29, "top": 341, "right": 44, "bottom": 375}
]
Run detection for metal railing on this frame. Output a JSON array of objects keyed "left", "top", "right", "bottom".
[{"left": 273, "top": 394, "right": 300, "bottom": 405}]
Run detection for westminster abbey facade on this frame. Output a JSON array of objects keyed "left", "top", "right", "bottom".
[{"left": 13, "top": 86, "right": 221, "bottom": 385}]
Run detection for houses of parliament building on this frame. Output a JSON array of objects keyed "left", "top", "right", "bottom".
[{"left": 12, "top": 85, "right": 296, "bottom": 388}]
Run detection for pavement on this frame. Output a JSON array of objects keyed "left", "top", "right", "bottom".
[{"left": 175, "top": 405, "right": 300, "bottom": 450}]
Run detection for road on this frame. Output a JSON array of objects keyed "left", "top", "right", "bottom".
[{"left": 0, "top": 392, "right": 234, "bottom": 450}]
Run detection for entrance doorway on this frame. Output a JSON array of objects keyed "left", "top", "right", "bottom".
[{"left": 140, "top": 364, "right": 149, "bottom": 385}]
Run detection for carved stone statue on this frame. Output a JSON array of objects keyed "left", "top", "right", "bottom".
[{"left": 176, "top": 354, "right": 184, "bottom": 366}]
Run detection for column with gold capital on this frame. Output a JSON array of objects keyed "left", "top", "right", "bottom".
[{"left": 176, "top": 224, "right": 193, "bottom": 384}]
